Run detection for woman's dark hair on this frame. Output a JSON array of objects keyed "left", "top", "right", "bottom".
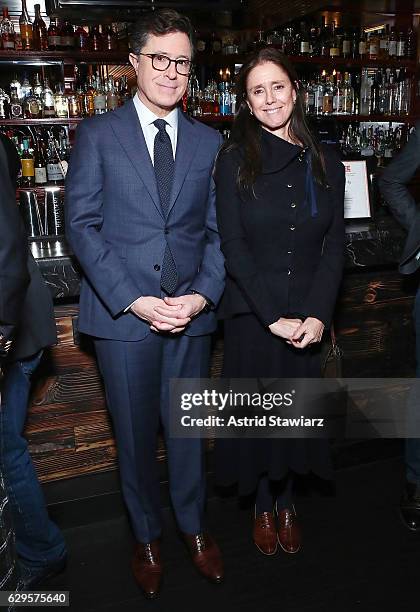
[
  {"left": 221, "top": 47, "right": 328, "bottom": 192},
  {"left": 130, "top": 9, "right": 195, "bottom": 58}
]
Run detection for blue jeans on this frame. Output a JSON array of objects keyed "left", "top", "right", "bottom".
[
  {"left": 405, "top": 286, "right": 420, "bottom": 485},
  {"left": 0, "top": 352, "right": 66, "bottom": 570}
]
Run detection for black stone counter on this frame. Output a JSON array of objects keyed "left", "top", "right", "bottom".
[
  {"left": 30, "top": 237, "right": 80, "bottom": 300},
  {"left": 32, "top": 208, "right": 406, "bottom": 300}
]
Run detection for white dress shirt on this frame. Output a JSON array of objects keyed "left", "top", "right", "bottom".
[
  {"left": 124, "top": 94, "right": 179, "bottom": 312},
  {"left": 133, "top": 93, "right": 178, "bottom": 162}
]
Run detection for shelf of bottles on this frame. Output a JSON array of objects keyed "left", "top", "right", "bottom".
[{"left": 0, "top": 2, "right": 129, "bottom": 55}]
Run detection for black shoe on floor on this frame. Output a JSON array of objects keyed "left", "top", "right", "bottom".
[
  {"left": 400, "top": 482, "right": 420, "bottom": 531},
  {"left": 18, "top": 555, "right": 67, "bottom": 590}
]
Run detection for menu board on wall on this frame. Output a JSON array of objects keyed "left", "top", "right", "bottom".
[{"left": 342, "top": 160, "right": 372, "bottom": 219}]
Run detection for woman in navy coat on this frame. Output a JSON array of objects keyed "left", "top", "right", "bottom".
[{"left": 214, "top": 48, "right": 345, "bottom": 556}]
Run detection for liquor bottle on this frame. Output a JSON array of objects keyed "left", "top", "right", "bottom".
[
  {"left": 33, "top": 72, "right": 43, "bottom": 98},
  {"left": 93, "top": 73, "right": 106, "bottom": 114},
  {"left": 54, "top": 83, "right": 69, "bottom": 118},
  {"left": 305, "top": 79, "right": 315, "bottom": 114},
  {"left": 1, "top": 7, "right": 15, "bottom": 51},
  {"left": 9, "top": 87, "right": 23, "bottom": 117},
  {"left": 329, "top": 22, "right": 340, "bottom": 58},
  {"left": 368, "top": 30, "right": 379, "bottom": 60},
  {"left": 370, "top": 70, "right": 381, "bottom": 115},
  {"left": 358, "top": 28, "right": 367, "bottom": 58},
  {"left": 319, "top": 17, "right": 330, "bottom": 57},
  {"left": 89, "top": 25, "right": 103, "bottom": 52},
  {"left": 34, "top": 140, "right": 47, "bottom": 186},
  {"left": 75, "top": 24, "right": 90, "bottom": 51},
  {"left": 348, "top": 28, "right": 357, "bottom": 59},
  {"left": 42, "top": 78, "right": 55, "bottom": 118},
  {"left": 32, "top": 3, "right": 48, "bottom": 51},
  {"left": 46, "top": 136, "right": 64, "bottom": 185},
  {"left": 298, "top": 22, "right": 310, "bottom": 55},
  {"left": 379, "top": 25, "right": 389, "bottom": 59},
  {"left": 309, "top": 25, "right": 319, "bottom": 56},
  {"left": 24, "top": 88, "right": 42, "bottom": 118},
  {"left": 196, "top": 32, "right": 207, "bottom": 53},
  {"left": 332, "top": 72, "right": 344, "bottom": 114},
  {"left": 10, "top": 74, "right": 22, "bottom": 100},
  {"left": 21, "top": 138, "right": 35, "bottom": 187},
  {"left": 106, "top": 76, "right": 119, "bottom": 111},
  {"left": 388, "top": 27, "right": 397, "bottom": 57},
  {"left": 119, "top": 75, "right": 130, "bottom": 104},
  {"left": 313, "top": 73, "right": 324, "bottom": 115},
  {"left": 210, "top": 31, "right": 222, "bottom": 54},
  {"left": 67, "top": 89, "right": 81, "bottom": 117},
  {"left": 104, "top": 24, "right": 118, "bottom": 51},
  {"left": 322, "top": 75, "right": 334, "bottom": 114},
  {"left": 20, "top": 73, "right": 31, "bottom": 100},
  {"left": 0, "top": 88, "right": 10, "bottom": 119},
  {"left": 342, "top": 72, "right": 354, "bottom": 114},
  {"left": 83, "top": 75, "right": 95, "bottom": 116},
  {"left": 406, "top": 28, "right": 416, "bottom": 59},
  {"left": 47, "top": 17, "right": 61, "bottom": 50},
  {"left": 19, "top": 0, "right": 33, "bottom": 50},
  {"left": 342, "top": 30, "right": 351, "bottom": 58},
  {"left": 359, "top": 68, "right": 371, "bottom": 115},
  {"left": 396, "top": 30, "right": 406, "bottom": 58},
  {"left": 61, "top": 21, "right": 75, "bottom": 50}
]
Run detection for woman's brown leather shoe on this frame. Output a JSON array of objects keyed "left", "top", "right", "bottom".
[
  {"left": 277, "top": 506, "right": 301, "bottom": 554},
  {"left": 253, "top": 511, "right": 278, "bottom": 555}
]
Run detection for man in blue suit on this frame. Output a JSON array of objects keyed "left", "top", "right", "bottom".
[{"left": 65, "top": 9, "right": 225, "bottom": 598}]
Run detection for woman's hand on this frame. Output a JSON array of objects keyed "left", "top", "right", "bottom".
[
  {"left": 290, "top": 317, "right": 325, "bottom": 349},
  {"left": 269, "top": 318, "right": 302, "bottom": 340}
]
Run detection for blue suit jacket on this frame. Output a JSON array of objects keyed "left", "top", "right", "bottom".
[{"left": 65, "top": 100, "right": 225, "bottom": 341}]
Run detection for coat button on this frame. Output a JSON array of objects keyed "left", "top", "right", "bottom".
[
  {"left": 287, "top": 250, "right": 292, "bottom": 254},
  {"left": 291, "top": 202, "right": 296, "bottom": 208},
  {"left": 154, "top": 264, "right": 161, "bottom": 271},
  {"left": 290, "top": 225, "right": 295, "bottom": 231},
  {"left": 164, "top": 229, "right": 169, "bottom": 234},
  {"left": 287, "top": 183, "right": 293, "bottom": 188}
]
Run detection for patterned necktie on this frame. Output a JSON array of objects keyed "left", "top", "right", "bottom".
[{"left": 153, "top": 118, "right": 177, "bottom": 295}]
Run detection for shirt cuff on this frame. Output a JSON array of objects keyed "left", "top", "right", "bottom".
[{"left": 124, "top": 297, "right": 141, "bottom": 313}]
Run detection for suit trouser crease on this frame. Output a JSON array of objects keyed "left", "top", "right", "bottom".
[{"left": 94, "top": 333, "right": 209, "bottom": 543}]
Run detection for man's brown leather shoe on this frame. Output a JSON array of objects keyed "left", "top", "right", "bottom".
[
  {"left": 183, "top": 532, "right": 224, "bottom": 583},
  {"left": 131, "top": 540, "right": 162, "bottom": 599},
  {"left": 277, "top": 506, "right": 301, "bottom": 554},
  {"left": 253, "top": 511, "right": 277, "bottom": 555}
]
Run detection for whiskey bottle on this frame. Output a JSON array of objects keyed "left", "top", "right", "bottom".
[
  {"left": 24, "top": 88, "right": 42, "bottom": 118},
  {"left": 47, "top": 17, "right": 61, "bottom": 51},
  {"left": 61, "top": 21, "right": 75, "bottom": 50},
  {"left": 32, "top": 3, "right": 48, "bottom": 51},
  {"left": 42, "top": 78, "right": 55, "bottom": 118},
  {"left": 53, "top": 83, "right": 69, "bottom": 118},
  {"left": 21, "top": 138, "right": 35, "bottom": 187},
  {"left": 19, "top": 0, "right": 33, "bottom": 50},
  {"left": 9, "top": 87, "right": 23, "bottom": 118}
]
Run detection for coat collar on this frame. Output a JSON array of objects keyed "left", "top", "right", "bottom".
[
  {"left": 260, "top": 128, "right": 306, "bottom": 174},
  {"left": 110, "top": 100, "right": 200, "bottom": 218}
]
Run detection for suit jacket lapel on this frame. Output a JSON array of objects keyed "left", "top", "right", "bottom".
[
  {"left": 168, "top": 110, "right": 200, "bottom": 216},
  {"left": 109, "top": 100, "right": 163, "bottom": 219}
]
